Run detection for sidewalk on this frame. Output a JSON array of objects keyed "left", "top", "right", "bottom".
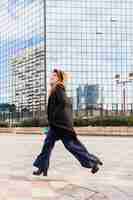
[{"left": 0, "top": 134, "right": 133, "bottom": 199}]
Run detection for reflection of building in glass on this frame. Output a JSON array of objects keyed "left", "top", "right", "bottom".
[
  {"left": 10, "top": 44, "right": 46, "bottom": 115},
  {"left": 46, "top": 0, "right": 133, "bottom": 113},
  {"left": 0, "top": 0, "right": 45, "bottom": 121},
  {"left": 77, "top": 84, "right": 99, "bottom": 110}
]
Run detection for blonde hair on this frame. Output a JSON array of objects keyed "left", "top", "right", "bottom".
[
  {"left": 53, "top": 69, "right": 65, "bottom": 82},
  {"left": 48, "top": 69, "right": 68, "bottom": 96}
]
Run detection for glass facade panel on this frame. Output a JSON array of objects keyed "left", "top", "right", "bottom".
[
  {"left": 46, "top": 0, "right": 133, "bottom": 116},
  {"left": 0, "top": 0, "right": 133, "bottom": 124},
  {"left": 0, "top": 0, "right": 46, "bottom": 122}
]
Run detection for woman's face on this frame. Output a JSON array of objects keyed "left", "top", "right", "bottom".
[{"left": 50, "top": 72, "right": 59, "bottom": 85}]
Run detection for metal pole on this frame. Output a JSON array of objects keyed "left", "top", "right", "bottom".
[
  {"left": 43, "top": 0, "right": 47, "bottom": 114},
  {"left": 122, "top": 82, "right": 126, "bottom": 113}
]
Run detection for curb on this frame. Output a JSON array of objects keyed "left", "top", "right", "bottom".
[{"left": 0, "top": 127, "right": 133, "bottom": 136}]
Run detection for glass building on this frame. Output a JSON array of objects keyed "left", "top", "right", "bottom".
[
  {"left": 46, "top": 0, "right": 133, "bottom": 116},
  {"left": 0, "top": 0, "right": 133, "bottom": 124},
  {"left": 0, "top": 0, "right": 46, "bottom": 123}
]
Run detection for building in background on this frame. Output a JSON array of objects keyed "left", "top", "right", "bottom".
[
  {"left": 10, "top": 44, "right": 46, "bottom": 118},
  {"left": 0, "top": 0, "right": 46, "bottom": 122},
  {"left": 77, "top": 84, "right": 99, "bottom": 111},
  {"left": 0, "top": 0, "right": 133, "bottom": 123}
]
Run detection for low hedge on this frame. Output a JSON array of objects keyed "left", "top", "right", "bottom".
[
  {"left": 74, "top": 116, "right": 133, "bottom": 127},
  {"left": 14, "top": 118, "right": 48, "bottom": 127},
  {"left": 74, "top": 118, "right": 88, "bottom": 127},
  {"left": 1, "top": 116, "right": 133, "bottom": 127},
  {"left": 0, "top": 121, "right": 9, "bottom": 127},
  {"left": 88, "top": 116, "right": 128, "bottom": 127}
]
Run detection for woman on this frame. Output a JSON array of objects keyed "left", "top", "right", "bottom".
[{"left": 33, "top": 69, "right": 103, "bottom": 176}]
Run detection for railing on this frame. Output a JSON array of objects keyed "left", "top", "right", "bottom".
[
  {"left": 0, "top": 103, "right": 133, "bottom": 128},
  {"left": 75, "top": 103, "right": 133, "bottom": 118}
]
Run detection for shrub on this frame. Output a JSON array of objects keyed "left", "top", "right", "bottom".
[
  {"left": 12, "top": 116, "right": 133, "bottom": 127},
  {"left": 74, "top": 118, "right": 88, "bottom": 126},
  {"left": 15, "top": 118, "right": 48, "bottom": 127},
  {"left": 0, "top": 121, "right": 9, "bottom": 127},
  {"left": 74, "top": 116, "right": 132, "bottom": 127},
  {"left": 128, "top": 116, "right": 133, "bottom": 127},
  {"left": 88, "top": 116, "right": 128, "bottom": 127}
]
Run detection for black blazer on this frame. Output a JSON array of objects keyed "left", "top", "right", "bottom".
[{"left": 47, "top": 85, "right": 75, "bottom": 134}]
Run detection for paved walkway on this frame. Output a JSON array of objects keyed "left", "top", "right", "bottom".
[{"left": 0, "top": 134, "right": 133, "bottom": 200}]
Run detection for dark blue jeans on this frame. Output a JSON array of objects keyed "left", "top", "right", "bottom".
[{"left": 33, "top": 127, "right": 99, "bottom": 172}]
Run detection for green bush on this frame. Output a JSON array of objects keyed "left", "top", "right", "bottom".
[
  {"left": 11, "top": 116, "right": 133, "bottom": 127},
  {"left": 0, "top": 121, "right": 9, "bottom": 127},
  {"left": 88, "top": 116, "right": 128, "bottom": 127},
  {"left": 15, "top": 118, "right": 48, "bottom": 127},
  {"left": 74, "top": 118, "right": 88, "bottom": 126},
  {"left": 127, "top": 116, "right": 133, "bottom": 127},
  {"left": 74, "top": 116, "right": 133, "bottom": 127}
]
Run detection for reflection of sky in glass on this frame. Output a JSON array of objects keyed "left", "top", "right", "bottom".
[
  {"left": 8, "top": 0, "right": 34, "bottom": 17},
  {"left": 0, "top": 35, "right": 44, "bottom": 58},
  {"left": 0, "top": 0, "right": 44, "bottom": 103},
  {"left": 0, "top": 35, "right": 44, "bottom": 86},
  {"left": 46, "top": 0, "right": 133, "bottom": 106}
]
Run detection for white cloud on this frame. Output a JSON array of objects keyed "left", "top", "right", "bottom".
[{"left": 0, "top": 0, "right": 43, "bottom": 41}]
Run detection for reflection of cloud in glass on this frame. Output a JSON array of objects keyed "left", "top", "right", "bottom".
[
  {"left": 1, "top": 0, "right": 43, "bottom": 41},
  {"left": 0, "top": 35, "right": 44, "bottom": 58},
  {"left": 8, "top": 0, "right": 34, "bottom": 18},
  {"left": 0, "top": 0, "right": 44, "bottom": 103},
  {"left": 10, "top": 35, "right": 44, "bottom": 57},
  {"left": 8, "top": 0, "right": 16, "bottom": 18},
  {"left": 0, "top": 34, "right": 44, "bottom": 83}
]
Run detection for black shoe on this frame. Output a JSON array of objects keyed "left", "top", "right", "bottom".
[
  {"left": 98, "top": 160, "right": 103, "bottom": 166},
  {"left": 91, "top": 164, "right": 99, "bottom": 174},
  {"left": 94, "top": 156, "right": 103, "bottom": 166},
  {"left": 90, "top": 155, "right": 103, "bottom": 166},
  {"left": 33, "top": 169, "right": 47, "bottom": 176},
  {"left": 43, "top": 171, "right": 48, "bottom": 176}
]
